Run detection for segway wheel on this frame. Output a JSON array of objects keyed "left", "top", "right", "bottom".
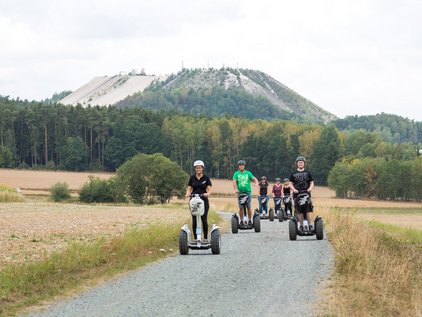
[
  {"left": 315, "top": 218, "right": 324, "bottom": 240},
  {"left": 253, "top": 215, "right": 261, "bottom": 232},
  {"left": 288, "top": 220, "right": 297, "bottom": 240},
  {"left": 269, "top": 208, "right": 274, "bottom": 222},
  {"left": 179, "top": 230, "right": 189, "bottom": 255},
  {"left": 211, "top": 229, "right": 221, "bottom": 254},
  {"left": 278, "top": 210, "right": 284, "bottom": 222},
  {"left": 231, "top": 216, "right": 239, "bottom": 234}
]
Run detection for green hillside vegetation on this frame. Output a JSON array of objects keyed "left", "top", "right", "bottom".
[
  {"left": 116, "top": 87, "right": 299, "bottom": 121},
  {"left": 116, "top": 68, "right": 334, "bottom": 124},
  {"left": 239, "top": 69, "right": 333, "bottom": 123}
]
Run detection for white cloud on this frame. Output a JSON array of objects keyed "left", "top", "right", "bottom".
[{"left": 0, "top": 0, "right": 421, "bottom": 120}]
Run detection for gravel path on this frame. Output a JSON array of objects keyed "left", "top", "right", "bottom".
[{"left": 25, "top": 214, "right": 333, "bottom": 317}]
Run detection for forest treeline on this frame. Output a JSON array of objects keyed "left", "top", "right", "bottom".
[
  {"left": 0, "top": 96, "right": 421, "bottom": 195},
  {"left": 333, "top": 113, "right": 422, "bottom": 144},
  {"left": 328, "top": 157, "right": 422, "bottom": 201}
]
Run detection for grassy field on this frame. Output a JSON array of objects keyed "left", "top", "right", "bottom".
[{"left": 1, "top": 169, "right": 422, "bottom": 315}]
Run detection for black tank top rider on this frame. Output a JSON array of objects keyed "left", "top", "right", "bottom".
[{"left": 259, "top": 181, "right": 268, "bottom": 196}]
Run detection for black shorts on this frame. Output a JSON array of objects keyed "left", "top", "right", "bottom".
[{"left": 294, "top": 196, "right": 313, "bottom": 214}]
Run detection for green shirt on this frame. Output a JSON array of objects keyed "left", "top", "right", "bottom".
[{"left": 232, "top": 170, "right": 255, "bottom": 193}]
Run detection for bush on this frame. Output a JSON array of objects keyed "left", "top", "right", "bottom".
[
  {"left": 79, "top": 176, "right": 125, "bottom": 203},
  {"left": 50, "top": 182, "right": 71, "bottom": 202},
  {"left": 116, "top": 153, "right": 188, "bottom": 204}
]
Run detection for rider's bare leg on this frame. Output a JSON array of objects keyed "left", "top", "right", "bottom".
[
  {"left": 298, "top": 213, "right": 304, "bottom": 226},
  {"left": 306, "top": 212, "right": 313, "bottom": 227},
  {"left": 239, "top": 208, "right": 244, "bottom": 223},
  {"left": 247, "top": 207, "right": 252, "bottom": 222}
]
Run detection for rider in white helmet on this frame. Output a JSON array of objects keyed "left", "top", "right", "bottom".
[{"left": 185, "top": 160, "right": 212, "bottom": 243}]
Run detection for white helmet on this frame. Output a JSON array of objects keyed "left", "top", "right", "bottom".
[{"left": 193, "top": 160, "right": 204, "bottom": 167}]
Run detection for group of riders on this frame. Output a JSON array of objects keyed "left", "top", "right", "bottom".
[
  {"left": 256, "top": 175, "right": 292, "bottom": 216},
  {"left": 185, "top": 156, "right": 315, "bottom": 242}
]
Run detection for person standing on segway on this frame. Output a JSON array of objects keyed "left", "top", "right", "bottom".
[
  {"left": 282, "top": 178, "right": 293, "bottom": 216},
  {"left": 185, "top": 160, "right": 212, "bottom": 243},
  {"left": 258, "top": 176, "right": 270, "bottom": 215},
  {"left": 272, "top": 178, "right": 283, "bottom": 200},
  {"left": 272, "top": 178, "right": 283, "bottom": 216},
  {"left": 232, "top": 160, "right": 258, "bottom": 226},
  {"left": 289, "top": 156, "right": 314, "bottom": 231}
]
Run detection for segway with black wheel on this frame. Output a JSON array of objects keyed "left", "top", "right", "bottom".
[
  {"left": 273, "top": 196, "right": 283, "bottom": 222},
  {"left": 179, "top": 194, "right": 221, "bottom": 254},
  {"left": 282, "top": 195, "right": 293, "bottom": 221},
  {"left": 288, "top": 192, "right": 323, "bottom": 240},
  {"left": 254, "top": 196, "right": 271, "bottom": 220},
  {"left": 232, "top": 193, "right": 260, "bottom": 233}
]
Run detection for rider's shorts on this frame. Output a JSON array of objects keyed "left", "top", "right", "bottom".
[
  {"left": 294, "top": 196, "right": 313, "bottom": 214},
  {"left": 238, "top": 192, "right": 252, "bottom": 210}
]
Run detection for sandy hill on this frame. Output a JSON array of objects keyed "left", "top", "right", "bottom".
[{"left": 60, "top": 74, "right": 166, "bottom": 106}]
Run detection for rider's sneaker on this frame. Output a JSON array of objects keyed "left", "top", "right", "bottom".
[
  {"left": 299, "top": 225, "right": 304, "bottom": 231},
  {"left": 248, "top": 221, "right": 253, "bottom": 225},
  {"left": 203, "top": 239, "right": 209, "bottom": 244},
  {"left": 239, "top": 221, "right": 244, "bottom": 227},
  {"left": 303, "top": 225, "right": 309, "bottom": 231},
  {"left": 308, "top": 225, "right": 314, "bottom": 231}
]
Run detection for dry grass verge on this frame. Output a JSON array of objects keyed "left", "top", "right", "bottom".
[{"left": 321, "top": 210, "right": 422, "bottom": 316}]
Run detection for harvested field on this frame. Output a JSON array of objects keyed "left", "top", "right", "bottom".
[{"left": 0, "top": 169, "right": 112, "bottom": 194}]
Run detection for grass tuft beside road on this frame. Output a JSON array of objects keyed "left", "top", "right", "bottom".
[{"left": 321, "top": 209, "right": 422, "bottom": 316}]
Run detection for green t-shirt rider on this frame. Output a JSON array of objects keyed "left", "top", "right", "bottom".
[{"left": 232, "top": 160, "right": 258, "bottom": 225}]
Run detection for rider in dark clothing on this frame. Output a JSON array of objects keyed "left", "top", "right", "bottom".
[
  {"left": 282, "top": 178, "right": 293, "bottom": 216},
  {"left": 289, "top": 156, "right": 314, "bottom": 231},
  {"left": 258, "top": 176, "right": 269, "bottom": 214},
  {"left": 186, "top": 160, "right": 212, "bottom": 241}
]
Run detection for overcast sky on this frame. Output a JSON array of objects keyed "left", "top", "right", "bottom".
[{"left": 1, "top": 0, "right": 421, "bottom": 121}]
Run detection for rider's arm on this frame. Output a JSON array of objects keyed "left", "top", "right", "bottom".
[
  {"left": 232, "top": 179, "right": 238, "bottom": 193},
  {"left": 185, "top": 185, "right": 193, "bottom": 198},
  {"left": 289, "top": 181, "right": 298, "bottom": 193},
  {"left": 204, "top": 185, "right": 212, "bottom": 197},
  {"left": 308, "top": 181, "right": 314, "bottom": 192}
]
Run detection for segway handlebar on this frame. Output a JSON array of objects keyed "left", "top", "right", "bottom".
[{"left": 187, "top": 193, "right": 206, "bottom": 198}]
